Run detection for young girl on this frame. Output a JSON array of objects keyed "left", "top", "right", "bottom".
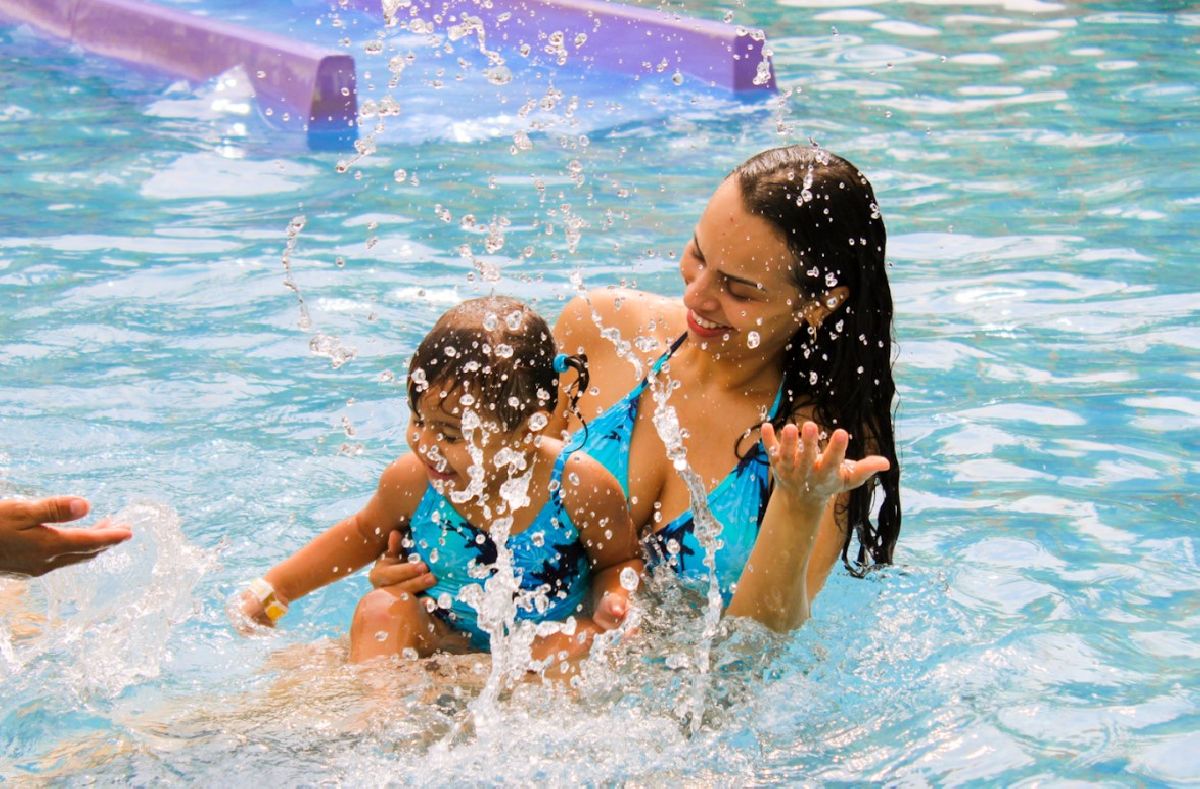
[{"left": 240, "top": 296, "right": 641, "bottom": 668}]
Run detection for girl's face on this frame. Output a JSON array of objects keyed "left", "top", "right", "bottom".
[
  {"left": 679, "top": 176, "right": 835, "bottom": 357},
  {"left": 407, "top": 387, "right": 535, "bottom": 494}
]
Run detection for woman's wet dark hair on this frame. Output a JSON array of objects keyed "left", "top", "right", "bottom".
[
  {"left": 407, "top": 296, "right": 588, "bottom": 433},
  {"left": 733, "top": 145, "right": 901, "bottom": 575}
]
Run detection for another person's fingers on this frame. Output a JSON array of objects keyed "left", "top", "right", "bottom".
[
  {"left": 45, "top": 524, "right": 132, "bottom": 554},
  {"left": 38, "top": 550, "right": 113, "bottom": 574},
  {"left": 90, "top": 516, "right": 130, "bottom": 531},
  {"left": 6, "top": 496, "right": 90, "bottom": 528}
]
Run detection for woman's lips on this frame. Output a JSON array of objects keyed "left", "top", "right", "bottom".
[
  {"left": 423, "top": 461, "right": 455, "bottom": 482},
  {"left": 687, "top": 310, "right": 732, "bottom": 339}
]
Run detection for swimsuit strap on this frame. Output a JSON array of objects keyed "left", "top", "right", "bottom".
[
  {"left": 549, "top": 441, "right": 571, "bottom": 489},
  {"left": 652, "top": 333, "right": 785, "bottom": 423},
  {"left": 649, "top": 333, "right": 688, "bottom": 377}
]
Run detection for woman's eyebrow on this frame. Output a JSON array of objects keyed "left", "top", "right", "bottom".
[
  {"left": 721, "top": 270, "right": 765, "bottom": 291},
  {"left": 694, "top": 233, "right": 762, "bottom": 291}
]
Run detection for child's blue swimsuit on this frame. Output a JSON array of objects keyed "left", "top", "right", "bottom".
[
  {"left": 572, "top": 335, "right": 783, "bottom": 601},
  {"left": 409, "top": 446, "right": 590, "bottom": 650}
]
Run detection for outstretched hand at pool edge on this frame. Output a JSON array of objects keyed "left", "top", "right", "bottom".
[
  {"left": 0, "top": 496, "right": 132, "bottom": 577},
  {"left": 761, "top": 421, "right": 891, "bottom": 509}
]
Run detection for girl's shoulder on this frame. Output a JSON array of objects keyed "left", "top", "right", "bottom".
[{"left": 375, "top": 453, "right": 431, "bottom": 519}]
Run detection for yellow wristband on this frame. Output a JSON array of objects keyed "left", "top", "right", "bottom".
[{"left": 248, "top": 577, "right": 289, "bottom": 623}]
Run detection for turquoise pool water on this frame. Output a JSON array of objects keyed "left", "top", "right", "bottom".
[{"left": 2, "top": 0, "right": 1198, "bottom": 782}]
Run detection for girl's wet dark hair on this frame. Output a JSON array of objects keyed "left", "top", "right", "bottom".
[
  {"left": 407, "top": 296, "right": 588, "bottom": 433},
  {"left": 733, "top": 145, "right": 901, "bottom": 575}
]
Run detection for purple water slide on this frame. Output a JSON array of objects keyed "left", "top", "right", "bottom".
[
  {"left": 354, "top": 0, "right": 776, "bottom": 92},
  {"left": 0, "top": 0, "right": 357, "bottom": 144}
]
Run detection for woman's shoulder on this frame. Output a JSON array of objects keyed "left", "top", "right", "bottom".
[
  {"left": 559, "top": 449, "right": 625, "bottom": 508},
  {"left": 553, "top": 289, "right": 686, "bottom": 406},
  {"left": 554, "top": 288, "right": 684, "bottom": 351}
]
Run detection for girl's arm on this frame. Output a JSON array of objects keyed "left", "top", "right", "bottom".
[
  {"left": 241, "top": 454, "right": 428, "bottom": 626},
  {"left": 725, "top": 422, "right": 889, "bottom": 632},
  {"left": 530, "top": 453, "right": 642, "bottom": 666}
]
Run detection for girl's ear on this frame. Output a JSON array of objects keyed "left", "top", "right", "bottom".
[{"left": 798, "top": 286, "right": 850, "bottom": 330}]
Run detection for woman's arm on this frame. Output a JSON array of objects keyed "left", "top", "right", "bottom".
[
  {"left": 241, "top": 455, "right": 428, "bottom": 625},
  {"left": 529, "top": 453, "right": 643, "bottom": 667},
  {"left": 568, "top": 453, "right": 643, "bottom": 627},
  {"left": 725, "top": 422, "right": 889, "bottom": 632}
]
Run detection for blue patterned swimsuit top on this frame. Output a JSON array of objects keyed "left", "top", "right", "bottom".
[
  {"left": 573, "top": 335, "right": 783, "bottom": 602},
  {"left": 408, "top": 445, "right": 590, "bottom": 650}
]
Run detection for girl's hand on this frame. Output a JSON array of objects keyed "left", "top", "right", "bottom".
[
  {"left": 592, "top": 591, "right": 629, "bottom": 631},
  {"left": 368, "top": 529, "right": 437, "bottom": 593},
  {"left": 232, "top": 583, "right": 289, "bottom": 633},
  {"left": 761, "top": 421, "right": 890, "bottom": 509}
]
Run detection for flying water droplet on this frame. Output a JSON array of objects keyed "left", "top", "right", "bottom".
[
  {"left": 620, "top": 566, "right": 639, "bottom": 591},
  {"left": 747, "top": 331, "right": 760, "bottom": 349}
]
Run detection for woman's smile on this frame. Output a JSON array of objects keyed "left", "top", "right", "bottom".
[{"left": 687, "top": 309, "right": 733, "bottom": 338}]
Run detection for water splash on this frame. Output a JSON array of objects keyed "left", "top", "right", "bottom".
[
  {"left": 0, "top": 503, "right": 212, "bottom": 698},
  {"left": 280, "top": 215, "right": 311, "bottom": 331},
  {"left": 571, "top": 279, "right": 726, "bottom": 733}
]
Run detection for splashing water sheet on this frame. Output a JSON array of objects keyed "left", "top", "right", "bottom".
[{"left": 2, "top": 0, "right": 1199, "bottom": 783}]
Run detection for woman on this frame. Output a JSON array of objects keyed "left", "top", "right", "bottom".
[{"left": 552, "top": 145, "right": 901, "bottom": 631}]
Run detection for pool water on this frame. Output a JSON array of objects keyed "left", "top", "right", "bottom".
[{"left": 2, "top": 0, "right": 1198, "bottom": 783}]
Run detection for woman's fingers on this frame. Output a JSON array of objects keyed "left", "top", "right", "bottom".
[
  {"left": 840, "top": 455, "right": 891, "bottom": 491},
  {"left": 760, "top": 421, "right": 779, "bottom": 457},
  {"left": 384, "top": 529, "right": 402, "bottom": 559},
  {"left": 762, "top": 422, "right": 802, "bottom": 470},
  {"left": 816, "top": 428, "right": 849, "bottom": 475},
  {"left": 767, "top": 422, "right": 890, "bottom": 498},
  {"left": 370, "top": 558, "right": 433, "bottom": 590}
]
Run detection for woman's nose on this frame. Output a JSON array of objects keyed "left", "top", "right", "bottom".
[{"left": 684, "top": 265, "right": 720, "bottom": 309}]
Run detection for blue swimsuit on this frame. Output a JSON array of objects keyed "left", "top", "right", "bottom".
[
  {"left": 574, "top": 335, "right": 783, "bottom": 601},
  {"left": 408, "top": 447, "right": 590, "bottom": 650}
]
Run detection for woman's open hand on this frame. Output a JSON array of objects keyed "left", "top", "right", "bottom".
[
  {"left": 761, "top": 421, "right": 890, "bottom": 509},
  {"left": 368, "top": 529, "right": 436, "bottom": 594}
]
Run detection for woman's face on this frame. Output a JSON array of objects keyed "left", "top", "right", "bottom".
[{"left": 679, "top": 176, "right": 806, "bottom": 356}]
